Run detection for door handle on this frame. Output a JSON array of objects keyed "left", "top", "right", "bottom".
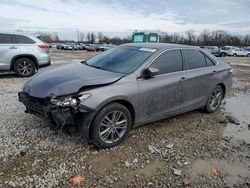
[{"left": 9, "top": 46, "right": 18, "bottom": 49}]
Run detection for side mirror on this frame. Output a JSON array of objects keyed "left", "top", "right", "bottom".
[{"left": 142, "top": 67, "right": 159, "bottom": 78}]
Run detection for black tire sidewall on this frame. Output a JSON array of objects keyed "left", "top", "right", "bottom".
[
  {"left": 14, "top": 58, "right": 36, "bottom": 77},
  {"left": 90, "top": 103, "right": 132, "bottom": 149},
  {"left": 204, "top": 85, "right": 223, "bottom": 113}
]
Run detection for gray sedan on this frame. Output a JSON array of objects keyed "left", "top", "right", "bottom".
[{"left": 19, "top": 43, "right": 233, "bottom": 148}]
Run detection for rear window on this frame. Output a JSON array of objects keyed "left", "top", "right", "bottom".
[
  {"left": 37, "top": 36, "right": 47, "bottom": 43},
  {"left": 0, "top": 34, "right": 13, "bottom": 44},
  {"left": 184, "top": 49, "right": 206, "bottom": 69},
  {"left": 15, "top": 35, "right": 35, "bottom": 44},
  {"left": 205, "top": 55, "right": 215, "bottom": 66},
  {"left": 221, "top": 47, "right": 231, "bottom": 50}
]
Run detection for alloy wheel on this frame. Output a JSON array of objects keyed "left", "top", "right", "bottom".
[
  {"left": 99, "top": 111, "right": 128, "bottom": 144},
  {"left": 18, "top": 61, "right": 34, "bottom": 76},
  {"left": 208, "top": 88, "right": 223, "bottom": 111}
]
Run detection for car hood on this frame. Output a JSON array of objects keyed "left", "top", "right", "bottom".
[{"left": 23, "top": 63, "right": 124, "bottom": 98}]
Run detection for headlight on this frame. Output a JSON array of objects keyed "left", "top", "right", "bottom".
[
  {"left": 50, "top": 93, "right": 91, "bottom": 107},
  {"left": 50, "top": 96, "right": 77, "bottom": 107}
]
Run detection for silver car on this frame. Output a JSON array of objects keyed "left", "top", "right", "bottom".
[
  {"left": 0, "top": 33, "right": 51, "bottom": 77},
  {"left": 19, "top": 43, "right": 232, "bottom": 148},
  {"left": 227, "top": 48, "right": 250, "bottom": 57}
]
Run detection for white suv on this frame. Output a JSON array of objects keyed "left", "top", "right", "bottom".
[
  {"left": 228, "top": 48, "right": 250, "bottom": 57},
  {"left": 0, "top": 33, "right": 51, "bottom": 77}
]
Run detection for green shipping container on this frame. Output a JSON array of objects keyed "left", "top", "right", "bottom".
[{"left": 132, "top": 31, "right": 160, "bottom": 43}]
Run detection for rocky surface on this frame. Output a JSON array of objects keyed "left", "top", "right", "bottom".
[{"left": 0, "top": 52, "right": 249, "bottom": 187}]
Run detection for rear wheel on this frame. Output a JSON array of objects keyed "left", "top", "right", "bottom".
[
  {"left": 13, "top": 58, "right": 36, "bottom": 77},
  {"left": 90, "top": 103, "right": 132, "bottom": 148},
  {"left": 233, "top": 53, "right": 237, "bottom": 57},
  {"left": 204, "top": 85, "right": 223, "bottom": 113},
  {"left": 220, "top": 53, "right": 226, "bottom": 57}
]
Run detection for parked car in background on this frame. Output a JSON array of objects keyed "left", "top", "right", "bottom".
[
  {"left": 97, "top": 45, "right": 116, "bottom": 51},
  {"left": 72, "top": 43, "right": 80, "bottom": 50},
  {"left": 86, "top": 44, "right": 98, "bottom": 52},
  {"left": 56, "top": 43, "right": 63, "bottom": 49},
  {"left": 19, "top": 43, "right": 232, "bottom": 148},
  {"left": 61, "top": 43, "right": 73, "bottom": 50},
  {"left": 79, "top": 43, "right": 87, "bottom": 50},
  {"left": 202, "top": 46, "right": 220, "bottom": 57},
  {"left": 49, "top": 43, "right": 57, "bottom": 48},
  {"left": 0, "top": 32, "right": 51, "bottom": 77},
  {"left": 219, "top": 46, "right": 236, "bottom": 57},
  {"left": 244, "top": 47, "right": 250, "bottom": 53},
  {"left": 227, "top": 48, "right": 250, "bottom": 57}
]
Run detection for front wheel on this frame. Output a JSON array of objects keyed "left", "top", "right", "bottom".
[
  {"left": 233, "top": 53, "right": 237, "bottom": 57},
  {"left": 90, "top": 103, "right": 132, "bottom": 148},
  {"left": 204, "top": 85, "right": 223, "bottom": 113}
]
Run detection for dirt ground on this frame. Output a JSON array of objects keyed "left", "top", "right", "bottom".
[{"left": 0, "top": 49, "right": 249, "bottom": 188}]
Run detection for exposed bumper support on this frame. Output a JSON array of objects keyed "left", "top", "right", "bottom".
[{"left": 18, "top": 91, "right": 94, "bottom": 138}]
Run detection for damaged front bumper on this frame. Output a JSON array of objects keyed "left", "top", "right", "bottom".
[{"left": 18, "top": 91, "right": 94, "bottom": 138}]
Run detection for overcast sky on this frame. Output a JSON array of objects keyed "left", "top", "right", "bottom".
[{"left": 0, "top": 0, "right": 250, "bottom": 40}]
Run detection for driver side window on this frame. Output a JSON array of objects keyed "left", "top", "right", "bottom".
[{"left": 150, "top": 49, "right": 183, "bottom": 74}]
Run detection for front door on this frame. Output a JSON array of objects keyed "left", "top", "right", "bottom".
[{"left": 137, "top": 49, "right": 186, "bottom": 123}]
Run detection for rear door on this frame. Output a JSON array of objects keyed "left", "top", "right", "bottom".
[
  {"left": 137, "top": 49, "right": 186, "bottom": 123},
  {"left": 15, "top": 34, "right": 36, "bottom": 54},
  {"left": 0, "top": 34, "right": 19, "bottom": 71},
  {"left": 182, "top": 49, "right": 216, "bottom": 109}
]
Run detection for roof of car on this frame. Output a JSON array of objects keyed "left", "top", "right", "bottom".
[{"left": 123, "top": 42, "right": 198, "bottom": 50}]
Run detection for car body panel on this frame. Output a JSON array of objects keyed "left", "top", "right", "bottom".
[
  {"left": 228, "top": 48, "right": 249, "bottom": 56},
  {"left": 23, "top": 63, "right": 124, "bottom": 98},
  {"left": 0, "top": 33, "right": 50, "bottom": 72},
  {"left": 19, "top": 43, "right": 233, "bottom": 139},
  {"left": 0, "top": 42, "right": 20, "bottom": 70}
]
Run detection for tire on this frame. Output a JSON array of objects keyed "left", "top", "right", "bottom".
[
  {"left": 13, "top": 58, "right": 36, "bottom": 77},
  {"left": 233, "top": 53, "right": 237, "bottom": 57},
  {"left": 220, "top": 53, "right": 226, "bottom": 57},
  {"left": 90, "top": 103, "right": 132, "bottom": 148},
  {"left": 247, "top": 54, "right": 250, "bottom": 57},
  {"left": 204, "top": 85, "right": 223, "bottom": 113}
]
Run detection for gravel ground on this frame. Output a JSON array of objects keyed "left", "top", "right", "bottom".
[{"left": 0, "top": 49, "right": 250, "bottom": 187}]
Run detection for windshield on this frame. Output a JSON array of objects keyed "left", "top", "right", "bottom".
[{"left": 85, "top": 46, "right": 155, "bottom": 74}]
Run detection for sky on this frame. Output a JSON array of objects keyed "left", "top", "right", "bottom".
[{"left": 0, "top": 0, "right": 250, "bottom": 40}]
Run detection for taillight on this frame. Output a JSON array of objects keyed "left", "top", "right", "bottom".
[
  {"left": 229, "top": 68, "right": 234, "bottom": 74},
  {"left": 38, "top": 44, "right": 49, "bottom": 49}
]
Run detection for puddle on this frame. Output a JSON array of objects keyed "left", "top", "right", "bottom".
[
  {"left": 188, "top": 159, "right": 249, "bottom": 185},
  {"left": 223, "top": 93, "right": 250, "bottom": 143}
]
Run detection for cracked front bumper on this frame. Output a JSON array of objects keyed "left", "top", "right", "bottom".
[{"left": 18, "top": 92, "right": 94, "bottom": 138}]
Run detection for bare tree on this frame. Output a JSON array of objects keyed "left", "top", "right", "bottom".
[
  {"left": 199, "top": 29, "right": 210, "bottom": 45},
  {"left": 79, "top": 32, "right": 85, "bottom": 42},
  {"left": 90, "top": 32, "right": 96, "bottom": 44},
  {"left": 53, "top": 32, "right": 60, "bottom": 42},
  {"left": 185, "top": 29, "right": 195, "bottom": 45},
  {"left": 86, "top": 32, "right": 91, "bottom": 43},
  {"left": 97, "top": 32, "right": 104, "bottom": 43},
  {"left": 40, "top": 33, "right": 53, "bottom": 43}
]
